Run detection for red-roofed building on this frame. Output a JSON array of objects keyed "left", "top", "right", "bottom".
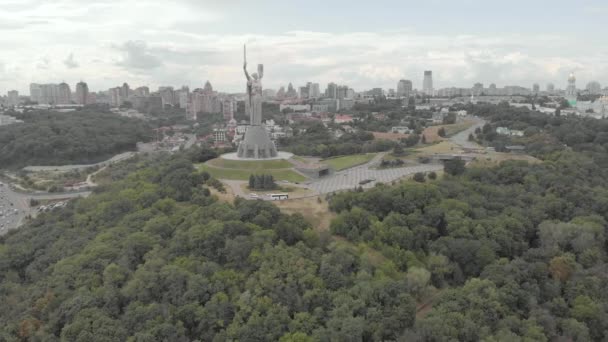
[{"left": 335, "top": 114, "right": 354, "bottom": 124}]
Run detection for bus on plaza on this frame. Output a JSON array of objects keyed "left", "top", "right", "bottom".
[{"left": 269, "top": 193, "right": 289, "bottom": 201}]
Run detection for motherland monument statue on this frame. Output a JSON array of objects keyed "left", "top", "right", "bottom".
[{"left": 237, "top": 44, "right": 278, "bottom": 159}]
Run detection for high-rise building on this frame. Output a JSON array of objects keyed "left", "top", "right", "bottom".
[
  {"left": 532, "top": 83, "right": 540, "bottom": 94},
  {"left": 397, "top": 79, "right": 413, "bottom": 98},
  {"left": 57, "top": 82, "right": 71, "bottom": 104},
  {"left": 310, "top": 83, "right": 321, "bottom": 98},
  {"left": 29, "top": 84, "right": 42, "bottom": 103},
  {"left": 286, "top": 83, "right": 297, "bottom": 98},
  {"left": 134, "top": 86, "right": 150, "bottom": 97},
  {"left": 547, "top": 83, "right": 555, "bottom": 93},
  {"left": 75, "top": 81, "right": 89, "bottom": 105},
  {"left": 276, "top": 86, "right": 286, "bottom": 99},
  {"left": 586, "top": 81, "right": 602, "bottom": 95},
  {"left": 120, "top": 83, "right": 130, "bottom": 100},
  {"left": 178, "top": 86, "right": 190, "bottom": 109},
  {"left": 222, "top": 98, "right": 236, "bottom": 121},
  {"left": 565, "top": 73, "right": 577, "bottom": 106},
  {"left": 109, "top": 87, "right": 122, "bottom": 107},
  {"left": 325, "top": 82, "right": 338, "bottom": 99},
  {"left": 203, "top": 81, "right": 213, "bottom": 94},
  {"left": 7, "top": 90, "right": 19, "bottom": 107},
  {"left": 337, "top": 85, "right": 349, "bottom": 99},
  {"left": 473, "top": 83, "right": 484, "bottom": 95},
  {"left": 423, "top": 71, "right": 433, "bottom": 95},
  {"left": 299, "top": 86, "right": 309, "bottom": 99},
  {"left": 159, "top": 86, "right": 176, "bottom": 107},
  {"left": 347, "top": 88, "right": 356, "bottom": 99}
]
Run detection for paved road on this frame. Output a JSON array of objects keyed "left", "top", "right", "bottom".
[
  {"left": 23, "top": 152, "right": 136, "bottom": 172},
  {"left": 0, "top": 182, "right": 29, "bottom": 235},
  {"left": 450, "top": 117, "right": 485, "bottom": 149},
  {"left": 308, "top": 162, "right": 443, "bottom": 194}
]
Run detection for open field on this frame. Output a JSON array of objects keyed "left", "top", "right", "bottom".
[
  {"left": 273, "top": 196, "right": 335, "bottom": 231},
  {"left": 207, "top": 158, "right": 292, "bottom": 170},
  {"left": 322, "top": 153, "right": 376, "bottom": 171},
  {"left": 423, "top": 120, "right": 475, "bottom": 143},
  {"left": 198, "top": 164, "right": 307, "bottom": 182},
  {"left": 239, "top": 183, "right": 314, "bottom": 196},
  {"left": 415, "top": 141, "right": 460, "bottom": 155}
]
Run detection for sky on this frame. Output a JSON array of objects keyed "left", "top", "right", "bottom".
[{"left": 1, "top": 0, "right": 607, "bottom": 95}]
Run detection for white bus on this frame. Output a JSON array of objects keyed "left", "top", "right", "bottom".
[{"left": 269, "top": 193, "right": 289, "bottom": 201}]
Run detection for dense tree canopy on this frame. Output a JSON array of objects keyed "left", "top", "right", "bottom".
[
  {"left": 0, "top": 109, "right": 152, "bottom": 169},
  {"left": 2, "top": 104, "right": 608, "bottom": 341}
]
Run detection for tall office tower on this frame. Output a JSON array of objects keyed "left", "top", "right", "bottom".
[
  {"left": 29, "top": 83, "right": 42, "bottom": 103},
  {"left": 586, "top": 81, "right": 602, "bottom": 95},
  {"left": 325, "top": 82, "right": 338, "bottom": 99},
  {"left": 75, "top": 81, "right": 89, "bottom": 105},
  {"left": 310, "top": 83, "right": 321, "bottom": 98},
  {"left": 57, "top": 82, "right": 71, "bottom": 104},
  {"left": 120, "top": 83, "right": 130, "bottom": 100},
  {"left": 547, "top": 83, "right": 555, "bottom": 93},
  {"left": 565, "top": 73, "right": 577, "bottom": 106},
  {"left": 178, "top": 86, "right": 190, "bottom": 109},
  {"left": 533, "top": 83, "right": 540, "bottom": 94},
  {"left": 423, "top": 71, "right": 433, "bottom": 95},
  {"left": 7, "top": 90, "right": 19, "bottom": 107}
]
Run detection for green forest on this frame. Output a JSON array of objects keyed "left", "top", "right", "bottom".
[
  {"left": 1, "top": 104, "right": 608, "bottom": 340},
  {"left": 0, "top": 109, "right": 152, "bottom": 169}
]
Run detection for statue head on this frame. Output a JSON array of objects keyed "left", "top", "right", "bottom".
[{"left": 252, "top": 73, "right": 259, "bottom": 80}]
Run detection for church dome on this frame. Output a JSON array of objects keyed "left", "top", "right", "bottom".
[{"left": 568, "top": 73, "right": 576, "bottom": 83}]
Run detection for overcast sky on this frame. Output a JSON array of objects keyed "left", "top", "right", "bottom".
[{"left": 1, "top": 0, "right": 607, "bottom": 94}]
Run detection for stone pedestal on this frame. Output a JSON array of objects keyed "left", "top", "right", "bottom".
[{"left": 237, "top": 125, "right": 278, "bottom": 159}]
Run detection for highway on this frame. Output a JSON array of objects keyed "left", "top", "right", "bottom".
[{"left": 0, "top": 182, "right": 29, "bottom": 235}]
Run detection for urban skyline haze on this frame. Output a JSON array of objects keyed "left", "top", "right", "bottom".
[{"left": 1, "top": 0, "right": 607, "bottom": 94}]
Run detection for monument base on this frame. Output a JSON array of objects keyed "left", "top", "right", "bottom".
[{"left": 237, "top": 125, "right": 278, "bottom": 159}]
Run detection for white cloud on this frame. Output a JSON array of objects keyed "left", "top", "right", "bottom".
[
  {"left": 115, "top": 41, "right": 163, "bottom": 70},
  {"left": 0, "top": 1, "right": 606, "bottom": 94}
]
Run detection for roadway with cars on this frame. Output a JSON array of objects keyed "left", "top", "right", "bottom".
[{"left": 0, "top": 182, "right": 29, "bottom": 235}]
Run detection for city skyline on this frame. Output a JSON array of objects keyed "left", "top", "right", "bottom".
[{"left": 1, "top": 0, "right": 607, "bottom": 94}]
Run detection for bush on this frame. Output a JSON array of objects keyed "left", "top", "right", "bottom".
[
  {"left": 413, "top": 172, "right": 426, "bottom": 183},
  {"left": 428, "top": 171, "right": 437, "bottom": 180}
]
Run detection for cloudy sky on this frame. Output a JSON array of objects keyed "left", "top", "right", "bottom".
[{"left": 1, "top": 0, "right": 607, "bottom": 94}]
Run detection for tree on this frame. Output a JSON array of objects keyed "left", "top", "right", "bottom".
[
  {"left": 413, "top": 172, "right": 426, "bottom": 183},
  {"left": 428, "top": 171, "right": 437, "bottom": 180},
  {"left": 438, "top": 127, "right": 446, "bottom": 137},
  {"left": 444, "top": 158, "right": 466, "bottom": 176}
]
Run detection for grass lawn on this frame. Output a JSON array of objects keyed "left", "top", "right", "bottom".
[
  {"left": 322, "top": 153, "right": 376, "bottom": 171},
  {"left": 207, "top": 158, "right": 292, "bottom": 170},
  {"left": 198, "top": 164, "right": 307, "bottom": 182},
  {"left": 444, "top": 120, "right": 475, "bottom": 136},
  {"left": 274, "top": 196, "right": 336, "bottom": 231}
]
